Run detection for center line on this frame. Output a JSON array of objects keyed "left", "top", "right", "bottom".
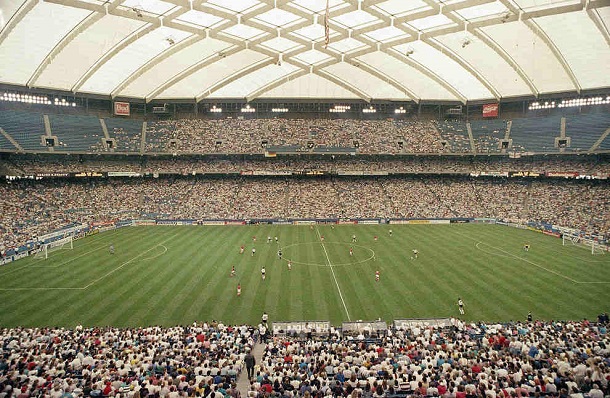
[{"left": 315, "top": 227, "right": 351, "bottom": 321}]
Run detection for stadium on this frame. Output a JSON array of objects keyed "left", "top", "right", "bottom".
[{"left": 0, "top": 0, "right": 609, "bottom": 397}]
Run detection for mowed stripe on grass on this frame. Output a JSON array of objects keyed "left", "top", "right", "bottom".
[{"left": 0, "top": 224, "right": 608, "bottom": 328}]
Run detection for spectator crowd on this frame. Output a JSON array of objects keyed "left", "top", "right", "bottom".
[
  {"left": 0, "top": 173, "right": 609, "bottom": 256},
  {"left": 0, "top": 318, "right": 608, "bottom": 398}
]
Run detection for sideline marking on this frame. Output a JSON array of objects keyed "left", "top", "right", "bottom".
[
  {"left": 461, "top": 232, "right": 609, "bottom": 284},
  {"left": 315, "top": 227, "right": 351, "bottom": 321}
]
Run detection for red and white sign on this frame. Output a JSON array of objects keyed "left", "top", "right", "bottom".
[
  {"left": 114, "top": 101, "right": 130, "bottom": 116},
  {"left": 482, "top": 103, "right": 499, "bottom": 118}
]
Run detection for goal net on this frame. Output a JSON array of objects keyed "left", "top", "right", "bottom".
[
  {"left": 562, "top": 234, "right": 608, "bottom": 255},
  {"left": 34, "top": 236, "right": 74, "bottom": 259}
]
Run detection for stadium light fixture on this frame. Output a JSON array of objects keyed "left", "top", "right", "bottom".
[
  {"left": 330, "top": 105, "right": 351, "bottom": 113},
  {"left": 394, "top": 106, "right": 407, "bottom": 114},
  {"left": 241, "top": 104, "right": 256, "bottom": 113},
  {"left": 531, "top": 95, "right": 610, "bottom": 110},
  {"left": 209, "top": 105, "right": 222, "bottom": 113},
  {"left": 362, "top": 106, "right": 376, "bottom": 113},
  {"left": 272, "top": 107, "right": 289, "bottom": 113}
]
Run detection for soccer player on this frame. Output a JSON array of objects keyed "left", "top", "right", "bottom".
[
  {"left": 457, "top": 298, "right": 464, "bottom": 315},
  {"left": 389, "top": 229, "right": 393, "bottom": 236},
  {"left": 274, "top": 236, "right": 278, "bottom": 243},
  {"left": 523, "top": 243, "right": 530, "bottom": 252},
  {"left": 230, "top": 266, "right": 235, "bottom": 277},
  {"left": 267, "top": 236, "right": 272, "bottom": 243},
  {"left": 237, "top": 283, "right": 241, "bottom": 296},
  {"left": 352, "top": 234, "right": 357, "bottom": 243},
  {"left": 288, "top": 260, "right": 292, "bottom": 271},
  {"left": 349, "top": 247, "right": 353, "bottom": 256},
  {"left": 375, "top": 270, "right": 380, "bottom": 282},
  {"left": 320, "top": 235, "right": 325, "bottom": 242},
  {"left": 374, "top": 236, "right": 378, "bottom": 242},
  {"left": 240, "top": 245, "right": 245, "bottom": 254},
  {"left": 262, "top": 311, "right": 269, "bottom": 325},
  {"left": 109, "top": 244, "right": 115, "bottom": 255},
  {"left": 252, "top": 236, "right": 256, "bottom": 242},
  {"left": 412, "top": 249, "right": 419, "bottom": 259},
  {"left": 278, "top": 249, "right": 282, "bottom": 259},
  {"left": 261, "top": 266, "right": 266, "bottom": 280},
  {"left": 251, "top": 248, "right": 256, "bottom": 256}
]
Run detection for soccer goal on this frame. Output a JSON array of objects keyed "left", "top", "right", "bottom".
[
  {"left": 34, "top": 236, "right": 74, "bottom": 259},
  {"left": 562, "top": 233, "right": 608, "bottom": 255}
]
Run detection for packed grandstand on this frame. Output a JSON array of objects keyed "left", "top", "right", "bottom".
[{"left": 1, "top": 110, "right": 610, "bottom": 258}]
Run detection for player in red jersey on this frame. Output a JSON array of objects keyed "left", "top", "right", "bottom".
[
  {"left": 349, "top": 247, "right": 353, "bottom": 256},
  {"left": 237, "top": 283, "right": 241, "bottom": 296},
  {"left": 375, "top": 270, "right": 380, "bottom": 282},
  {"left": 240, "top": 245, "right": 245, "bottom": 254},
  {"left": 230, "top": 266, "right": 235, "bottom": 277},
  {"left": 288, "top": 260, "right": 292, "bottom": 271},
  {"left": 374, "top": 236, "right": 378, "bottom": 242}
]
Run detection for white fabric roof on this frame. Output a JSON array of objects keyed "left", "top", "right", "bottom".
[{"left": 0, "top": 0, "right": 608, "bottom": 104}]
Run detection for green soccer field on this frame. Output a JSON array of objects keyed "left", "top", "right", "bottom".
[{"left": 0, "top": 224, "right": 608, "bottom": 328}]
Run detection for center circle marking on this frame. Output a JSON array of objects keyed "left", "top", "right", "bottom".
[{"left": 280, "top": 241, "right": 376, "bottom": 267}]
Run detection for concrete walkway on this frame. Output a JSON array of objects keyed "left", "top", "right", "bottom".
[{"left": 237, "top": 342, "right": 265, "bottom": 397}]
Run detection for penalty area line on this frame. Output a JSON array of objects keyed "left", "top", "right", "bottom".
[
  {"left": 456, "top": 231, "right": 593, "bottom": 284},
  {"left": 83, "top": 237, "right": 177, "bottom": 290},
  {"left": 315, "top": 227, "right": 351, "bottom": 321}
]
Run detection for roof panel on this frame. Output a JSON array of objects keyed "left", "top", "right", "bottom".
[
  {"left": 120, "top": 37, "right": 232, "bottom": 98},
  {"left": 394, "top": 41, "right": 493, "bottom": 100},
  {"left": 534, "top": 11, "right": 610, "bottom": 89},
  {"left": 175, "top": 10, "right": 226, "bottom": 29},
  {"left": 221, "top": 23, "right": 267, "bottom": 41},
  {"left": 328, "top": 38, "right": 369, "bottom": 54},
  {"left": 0, "top": 0, "right": 24, "bottom": 32},
  {"left": 0, "top": 2, "right": 90, "bottom": 85},
  {"left": 209, "top": 63, "right": 300, "bottom": 98},
  {"left": 362, "top": 26, "right": 411, "bottom": 43},
  {"left": 207, "top": 0, "right": 263, "bottom": 14},
  {"left": 323, "top": 62, "right": 408, "bottom": 100},
  {"left": 481, "top": 21, "right": 574, "bottom": 93},
  {"left": 258, "top": 37, "right": 304, "bottom": 54},
  {"left": 407, "top": 14, "right": 457, "bottom": 31},
  {"left": 512, "top": 0, "right": 580, "bottom": 12},
  {"left": 156, "top": 49, "right": 269, "bottom": 98},
  {"left": 434, "top": 32, "right": 532, "bottom": 97},
  {"left": 333, "top": 10, "right": 380, "bottom": 29},
  {"left": 260, "top": 72, "right": 360, "bottom": 98},
  {"left": 293, "top": 49, "right": 332, "bottom": 65},
  {"left": 80, "top": 27, "right": 192, "bottom": 94},
  {"left": 289, "top": 0, "right": 347, "bottom": 14},
  {"left": 121, "top": 0, "right": 177, "bottom": 16},
  {"left": 455, "top": 1, "right": 509, "bottom": 21},
  {"left": 0, "top": 0, "right": 607, "bottom": 103},
  {"left": 291, "top": 24, "right": 332, "bottom": 41},
  {"left": 253, "top": 8, "right": 304, "bottom": 28},
  {"left": 372, "top": 0, "right": 430, "bottom": 17},
  {"left": 36, "top": 15, "right": 146, "bottom": 91},
  {"left": 356, "top": 51, "right": 459, "bottom": 100}
]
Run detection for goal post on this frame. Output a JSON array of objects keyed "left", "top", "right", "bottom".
[
  {"left": 35, "top": 235, "right": 74, "bottom": 259},
  {"left": 562, "top": 233, "right": 607, "bottom": 255}
]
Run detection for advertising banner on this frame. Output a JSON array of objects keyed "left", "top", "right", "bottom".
[
  {"left": 114, "top": 101, "right": 130, "bottom": 116},
  {"left": 482, "top": 103, "right": 499, "bottom": 117}
]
